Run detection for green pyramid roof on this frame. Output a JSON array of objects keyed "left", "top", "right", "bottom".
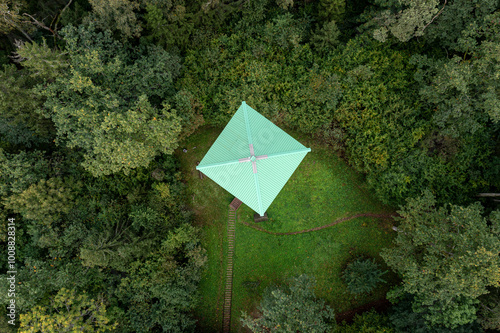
[{"left": 196, "top": 101, "right": 311, "bottom": 216}]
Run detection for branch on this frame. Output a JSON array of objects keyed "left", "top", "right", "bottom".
[
  {"left": 422, "top": 0, "right": 447, "bottom": 33},
  {"left": 2, "top": 14, "right": 33, "bottom": 42},
  {"left": 481, "top": 303, "right": 493, "bottom": 312},
  {"left": 54, "top": 0, "right": 73, "bottom": 37},
  {"left": 477, "top": 193, "right": 500, "bottom": 197},
  {"left": 442, "top": 250, "right": 454, "bottom": 257},
  {"left": 23, "top": 13, "right": 59, "bottom": 38}
]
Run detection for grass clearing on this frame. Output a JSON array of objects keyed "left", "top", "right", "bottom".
[{"left": 177, "top": 126, "right": 399, "bottom": 332}]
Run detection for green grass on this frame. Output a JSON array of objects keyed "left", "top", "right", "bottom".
[
  {"left": 176, "top": 127, "right": 231, "bottom": 333},
  {"left": 177, "top": 126, "right": 399, "bottom": 332}
]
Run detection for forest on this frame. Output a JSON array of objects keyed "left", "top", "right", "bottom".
[{"left": 0, "top": 0, "right": 499, "bottom": 332}]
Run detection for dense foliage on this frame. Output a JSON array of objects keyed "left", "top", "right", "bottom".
[
  {"left": 382, "top": 191, "right": 500, "bottom": 328},
  {"left": 0, "top": 0, "right": 499, "bottom": 331},
  {"left": 388, "top": 293, "right": 484, "bottom": 333},
  {"left": 240, "top": 275, "right": 336, "bottom": 332}
]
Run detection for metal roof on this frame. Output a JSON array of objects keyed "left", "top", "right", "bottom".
[{"left": 196, "top": 101, "right": 311, "bottom": 216}]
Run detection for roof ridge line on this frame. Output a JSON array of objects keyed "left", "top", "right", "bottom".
[
  {"left": 244, "top": 102, "right": 263, "bottom": 214},
  {"left": 266, "top": 148, "right": 312, "bottom": 159},
  {"left": 253, "top": 172, "right": 264, "bottom": 215},
  {"left": 242, "top": 101, "right": 253, "bottom": 145},
  {"left": 196, "top": 160, "right": 240, "bottom": 170}
]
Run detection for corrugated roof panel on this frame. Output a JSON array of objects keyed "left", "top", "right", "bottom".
[
  {"left": 244, "top": 103, "right": 307, "bottom": 157},
  {"left": 199, "top": 104, "right": 250, "bottom": 166},
  {"left": 199, "top": 162, "right": 261, "bottom": 213},
  {"left": 257, "top": 151, "right": 309, "bottom": 214}
]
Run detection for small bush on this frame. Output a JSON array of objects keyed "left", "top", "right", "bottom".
[{"left": 342, "top": 258, "right": 387, "bottom": 295}]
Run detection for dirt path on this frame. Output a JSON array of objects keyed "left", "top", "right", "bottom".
[{"left": 238, "top": 213, "right": 395, "bottom": 235}]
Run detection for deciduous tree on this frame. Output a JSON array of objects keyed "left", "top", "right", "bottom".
[
  {"left": 19, "top": 288, "right": 117, "bottom": 332},
  {"left": 389, "top": 293, "right": 483, "bottom": 333},
  {"left": 241, "top": 275, "right": 336, "bottom": 333},
  {"left": 381, "top": 190, "right": 500, "bottom": 328},
  {"left": 116, "top": 223, "right": 206, "bottom": 332},
  {"left": 38, "top": 24, "right": 182, "bottom": 176},
  {"left": 3, "top": 177, "right": 74, "bottom": 226},
  {"left": 86, "top": 0, "right": 141, "bottom": 39}
]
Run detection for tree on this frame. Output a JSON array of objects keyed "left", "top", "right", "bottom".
[
  {"left": 0, "top": 64, "right": 54, "bottom": 145},
  {"left": 381, "top": 190, "right": 500, "bottom": 328},
  {"left": 415, "top": 0, "right": 498, "bottom": 50},
  {"left": 241, "top": 275, "right": 336, "bottom": 333},
  {"left": 411, "top": 295, "right": 480, "bottom": 329},
  {"left": 342, "top": 258, "right": 387, "bottom": 295},
  {"left": 0, "top": 140, "right": 204, "bottom": 331},
  {"left": 477, "top": 285, "right": 500, "bottom": 331},
  {"left": 0, "top": 149, "right": 49, "bottom": 197},
  {"left": 179, "top": 17, "right": 341, "bottom": 132},
  {"left": 318, "top": 0, "right": 345, "bottom": 22},
  {"left": 77, "top": 199, "right": 165, "bottom": 271},
  {"left": 171, "top": 90, "right": 204, "bottom": 141},
  {"left": 3, "top": 177, "right": 77, "bottom": 250},
  {"left": 3, "top": 177, "right": 74, "bottom": 225},
  {"left": 143, "top": 2, "right": 194, "bottom": 50},
  {"left": 389, "top": 293, "right": 483, "bottom": 333},
  {"left": 328, "top": 34, "right": 418, "bottom": 176},
  {"left": 12, "top": 38, "right": 69, "bottom": 80},
  {"left": 371, "top": 0, "right": 441, "bottom": 43},
  {"left": 368, "top": 0, "right": 498, "bottom": 48},
  {"left": 380, "top": 11, "right": 500, "bottom": 203},
  {"left": 410, "top": 58, "right": 496, "bottom": 139},
  {"left": 38, "top": 24, "right": 182, "bottom": 176},
  {"left": 0, "top": 0, "right": 35, "bottom": 40},
  {"left": 69, "top": 160, "right": 184, "bottom": 271},
  {"left": 311, "top": 20, "right": 341, "bottom": 54},
  {"left": 116, "top": 223, "right": 206, "bottom": 332},
  {"left": 19, "top": 288, "right": 117, "bottom": 332},
  {"left": 0, "top": 257, "right": 107, "bottom": 314},
  {"left": 0, "top": 36, "right": 70, "bottom": 147},
  {"left": 85, "top": 0, "right": 141, "bottom": 39}
]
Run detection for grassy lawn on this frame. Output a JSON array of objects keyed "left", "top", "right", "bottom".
[{"left": 177, "top": 126, "right": 399, "bottom": 332}]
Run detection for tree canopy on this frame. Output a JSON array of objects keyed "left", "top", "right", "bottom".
[
  {"left": 0, "top": 0, "right": 499, "bottom": 331},
  {"left": 381, "top": 190, "right": 500, "bottom": 328}
]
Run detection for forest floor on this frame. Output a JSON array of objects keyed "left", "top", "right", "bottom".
[{"left": 177, "top": 126, "right": 399, "bottom": 333}]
